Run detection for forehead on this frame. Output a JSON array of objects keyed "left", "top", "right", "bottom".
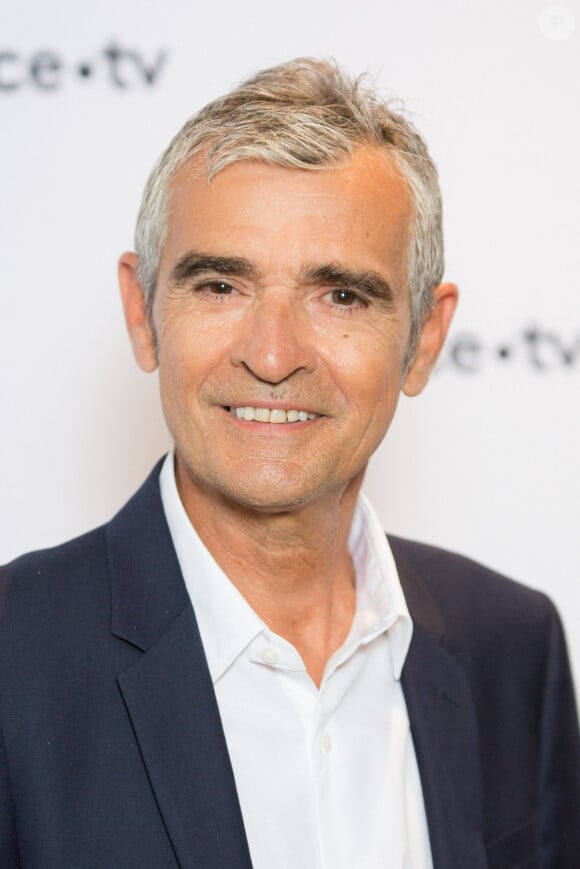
[{"left": 161, "top": 146, "right": 413, "bottom": 287}]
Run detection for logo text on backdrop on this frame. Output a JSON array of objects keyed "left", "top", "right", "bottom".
[
  {"left": 0, "top": 41, "right": 167, "bottom": 91},
  {"left": 438, "top": 326, "right": 580, "bottom": 372}
]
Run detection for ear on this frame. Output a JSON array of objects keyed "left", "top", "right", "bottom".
[
  {"left": 403, "top": 282, "right": 458, "bottom": 396},
  {"left": 118, "top": 252, "right": 158, "bottom": 373}
]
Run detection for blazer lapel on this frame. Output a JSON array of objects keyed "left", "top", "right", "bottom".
[
  {"left": 107, "top": 461, "right": 252, "bottom": 869},
  {"left": 392, "top": 540, "right": 488, "bottom": 869}
]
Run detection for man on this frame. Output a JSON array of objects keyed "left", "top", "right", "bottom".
[{"left": 1, "top": 58, "right": 578, "bottom": 868}]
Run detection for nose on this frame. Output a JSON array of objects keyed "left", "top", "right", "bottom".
[{"left": 230, "top": 292, "right": 316, "bottom": 385}]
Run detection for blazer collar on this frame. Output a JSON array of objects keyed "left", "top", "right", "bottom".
[
  {"left": 107, "top": 460, "right": 253, "bottom": 869},
  {"left": 107, "top": 458, "right": 188, "bottom": 651},
  {"left": 391, "top": 539, "right": 488, "bottom": 869}
]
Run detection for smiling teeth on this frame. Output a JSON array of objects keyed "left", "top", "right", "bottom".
[{"left": 232, "top": 407, "right": 318, "bottom": 423}]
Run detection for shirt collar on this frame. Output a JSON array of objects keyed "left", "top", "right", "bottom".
[
  {"left": 159, "top": 452, "right": 413, "bottom": 683},
  {"left": 159, "top": 454, "right": 264, "bottom": 682},
  {"left": 346, "top": 491, "right": 413, "bottom": 679}
]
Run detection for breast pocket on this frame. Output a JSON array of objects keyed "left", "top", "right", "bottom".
[{"left": 485, "top": 817, "right": 539, "bottom": 869}]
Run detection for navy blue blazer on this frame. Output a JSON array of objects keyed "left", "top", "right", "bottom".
[{"left": 1, "top": 461, "right": 579, "bottom": 868}]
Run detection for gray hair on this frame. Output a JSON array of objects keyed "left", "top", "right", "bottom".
[{"left": 135, "top": 57, "right": 444, "bottom": 355}]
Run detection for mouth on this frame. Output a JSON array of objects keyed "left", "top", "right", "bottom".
[{"left": 225, "top": 406, "right": 321, "bottom": 424}]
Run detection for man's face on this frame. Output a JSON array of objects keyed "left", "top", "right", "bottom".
[{"left": 122, "top": 147, "right": 452, "bottom": 514}]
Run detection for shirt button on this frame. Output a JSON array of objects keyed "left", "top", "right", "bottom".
[
  {"left": 261, "top": 646, "right": 279, "bottom": 665},
  {"left": 320, "top": 732, "right": 333, "bottom": 753}
]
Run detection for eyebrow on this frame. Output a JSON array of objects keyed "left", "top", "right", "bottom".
[
  {"left": 301, "top": 263, "right": 395, "bottom": 306},
  {"left": 169, "top": 252, "right": 261, "bottom": 286},
  {"left": 169, "top": 251, "right": 396, "bottom": 305}
]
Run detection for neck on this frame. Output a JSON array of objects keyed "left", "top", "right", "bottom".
[{"left": 174, "top": 456, "right": 364, "bottom": 685}]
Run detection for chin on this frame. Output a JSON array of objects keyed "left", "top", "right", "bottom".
[{"left": 214, "top": 469, "right": 333, "bottom": 514}]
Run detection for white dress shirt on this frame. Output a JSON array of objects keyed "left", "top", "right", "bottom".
[{"left": 159, "top": 453, "right": 432, "bottom": 869}]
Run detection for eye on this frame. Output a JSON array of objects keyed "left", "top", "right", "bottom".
[
  {"left": 191, "top": 279, "right": 237, "bottom": 300},
  {"left": 203, "top": 280, "right": 234, "bottom": 295},
  {"left": 326, "top": 288, "right": 366, "bottom": 308}
]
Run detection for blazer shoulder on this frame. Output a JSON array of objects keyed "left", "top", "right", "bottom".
[
  {"left": 389, "top": 534, "right": 553, "bottom": 607},
  {"left": 0, "top": 526, "right": 110, "bottom": 640},
  {"left": 388, "top": 534, "right": 559, "bottom": 651},
  {"left": 0, "top": 457, "right": 166, "bottom": 598},
  {"left": 1, "top": 524, "right": 108, "bottom": 583}
]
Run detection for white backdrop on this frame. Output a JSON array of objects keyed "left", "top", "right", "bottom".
[{"left": 2, "top": 0, "right": 579, "bottom": 681}]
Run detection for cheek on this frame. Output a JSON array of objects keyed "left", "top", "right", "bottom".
[
  {"left": 157, "top": 317, "right": 216, "bottom": 382},
  {"left": 155, "top": 329, "right": 197, "bottom": 428},
  {"left": 156, "top": 318, "right": 232, "bottom": 435},
  {"left": 326, "top": 327, "right": 407, "bottom": 404}
]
